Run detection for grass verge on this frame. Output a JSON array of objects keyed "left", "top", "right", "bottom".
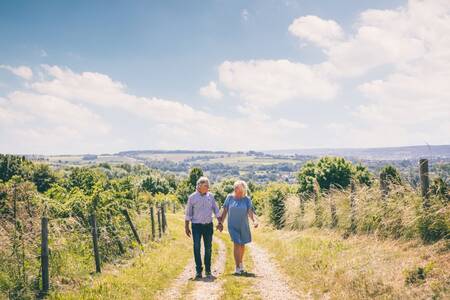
[
  {"left": 49, "top": 213, "right": 192, "bottom": 300},
  {"left": 253, "top": 225, "right": 449, "bottom": 299}
]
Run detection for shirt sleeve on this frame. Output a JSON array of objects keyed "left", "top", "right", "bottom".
[
  {"left": 223, "top": 194, "right": 230, "bottom": 209},
  {"left": 211, "top": 195, "right": 220, "bottom": 219},
  {"left": 246, "top": 196, "right": 253, "bottom": 211},
  {"left": 185, "top": 195, "right": 193, "bottom": 221}
]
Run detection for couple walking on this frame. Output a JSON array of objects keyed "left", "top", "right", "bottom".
[{"left": 184, "top": 176, "right": 258, "bottom": 279}]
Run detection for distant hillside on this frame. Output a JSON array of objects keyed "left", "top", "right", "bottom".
[{"left": 265, "top": 145, "right": 450, "bottom": 160}]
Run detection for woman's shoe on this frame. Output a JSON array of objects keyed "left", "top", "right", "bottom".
[{"left": 234, "top": 267, "right": 242, "bottom": 275}]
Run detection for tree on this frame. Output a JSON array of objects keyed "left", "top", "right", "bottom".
[
  {"left": 379, "top": 165, "right": 402, "bottom": 186},
  {"left": 297, "top": 157, "right": 354, "bottom": 195},
  {"left": 211, "top": 178, "right": 235, "bottom": 206},
  {"left": 266, "top": 183, "right": 289, "bottom": 229},
  {"left": 141, "top": 175, "right": 170, "bottom": 195},
  {"left": 0, "top": 154, "right": 33, "bottom": 182},
  {"left": 66, "top": 167, "right": 100, "bottom": 195},
  {"left": 353, "top": 164, "right": 373, "bottom": 186},
  {"left": 297, "top": 161, "right": 316, "bottom": 195},
  {"left": 32, "top": 163, "right": 57, "bottom": 193},
  {"left": 176, "top": 167, "right": 204, "bottom": 204},
  {"left": 188, "top": 167, "right": 204, "bottom": 190}
]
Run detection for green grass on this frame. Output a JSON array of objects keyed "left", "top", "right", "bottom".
[
  {"left": 219, "top": 230, "right": 261, "bottom": 300},
  {"left": 49, "top": 214, "right": 192, "bottom": 300},
  {"left": 252, "top": 225, "right": 449, "bottom": 299}
]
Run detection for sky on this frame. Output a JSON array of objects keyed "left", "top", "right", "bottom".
[{"left": 0, "top": 0, "right": 449, "bottom": 155}]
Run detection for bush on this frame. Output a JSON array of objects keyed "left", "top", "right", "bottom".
[
  {"left": 266, "top": 183, "right": 290, "bottom": 229},
  {"left": 379, "top": 165, "right": 402, "bottom": 185},
  {"left": 418, "top": 197, "right": 449, "bottom": 243},
  {"left": 297, "top": 157, "right": 359, "bottom": 195}
]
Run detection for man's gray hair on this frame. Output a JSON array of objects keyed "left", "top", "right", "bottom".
[{"left": 196, "top": 176, "right": 210, "bottom": 189}]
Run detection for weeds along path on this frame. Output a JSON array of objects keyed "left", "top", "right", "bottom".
[
  {"left": 248, "top": 242, "right": 306, "bottom": 300},
  {"left": 157, "top": 236, "right": 227, "bottom": 300}
]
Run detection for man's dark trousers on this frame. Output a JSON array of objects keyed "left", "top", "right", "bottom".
[{"left": 191, "top": 222, "right": 213, "bottom": 273}]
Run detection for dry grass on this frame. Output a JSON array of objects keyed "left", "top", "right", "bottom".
[
  {"left": 48, "top": 213, "right": 193, "bottom": 300},
  {"left": 253, "top": 224, "right": 449, "bottom": 299}
]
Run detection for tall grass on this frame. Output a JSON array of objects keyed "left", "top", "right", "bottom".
[{"left": 262, "top": 182, "right": 448, "bottom": 243}]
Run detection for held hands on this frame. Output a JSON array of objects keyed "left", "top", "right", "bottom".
[
  {"left": 185, "top": 225, "right": 191, "bottom": 237},
  {"left": 216, "top": 222, "right": 224, "bottom": 232}
]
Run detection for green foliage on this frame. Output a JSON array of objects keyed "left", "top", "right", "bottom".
[
  {"left": 66, "top": 167, "right": 103, "bottom": 196},
  {"left": 353, "top": 164, "right": 373, "bottom": 186},
  {"left": 266, "top": 183, "right": 290, "bottom": 229},
  {"left": 418, "top": 196, "right": 449, "bottom": 243},
  {"left": 188, "top": 167, "right": 203, "bottom": 189},
  {"left": 297, "top": 157, "right": 356, "bottom": 195},
  {"left": 429, "top": 177, "right": 449, "bottom": 200},
  {"left": 297, "top": 161, "right": 316, "bottom": 195},
  {"left": 211, "top": 178, "right": 235, "bottom": 207},
  {"left": 379, "top": 165, "right": 402, "bottom": 185},
  {"left": 315, "top": 157, "right": 354, "bottom": 190},
  {"left": 404, "top": 263, "right": 434, "bottom": 285},
  {"left": 31, "top": 163, "right": 57, "bottom": 193},
  {"left": 175, "top": 167, "right": 204, "bottom": 203},
  {"left": 0, "top": 154, "right": 33, "bottom": 182},
  {"left": 141, "top": 175, "right": 171, "bottom": 195}
]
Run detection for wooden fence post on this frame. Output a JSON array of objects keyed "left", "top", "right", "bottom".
[
  {"left": 40, "top": 216, "right": 49, "bottom": 296},
  {"left": 173, "top": 202, "right": 176, "bottom": 214},
  {"left": 150, "top": 205, "right": 156, "bottom": 241},
  {"left": 419, "top": 158, "right": 430, "bottom": 207},
  {"left": 157, "top": 205, "right": 162, "bottom": 239},
  {"left": 90, "top": 213, "right": 101, "bottom": 273},
  {"left": 122, "top": 209, "right": 142, "bottom": 245},
  {"left": 350, "top": 181, "right": 356, "bottom": 233},
  {"left": 380, "top": 173, "right": 388, "bottom": 200},
  {"left": 161, "top": 203, "right": 167, "bottom": 233},
  {"left": 313, "top": 179, "right": 323, "bottom": 227},
  {"left": 330, "top": 195, "right": 338, "bottom": 228}
]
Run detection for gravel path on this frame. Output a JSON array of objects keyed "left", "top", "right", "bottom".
[
  {"left": 248, "top": 242, "right": 307, "bottom": 300},
  {"left": 157, "top": 236, "right": 226, "bottom": 300},
  {"left": 187, "top": 237, "right": 226, "bottom": 300}
]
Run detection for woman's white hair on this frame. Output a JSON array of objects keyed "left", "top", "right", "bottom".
[{"left": 232, "top": 180, "right": 248, "bottom": 197}]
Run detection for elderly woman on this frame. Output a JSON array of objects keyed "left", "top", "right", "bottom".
[{"left": 219, "top": 180, "right": 258, "bottom": 275}]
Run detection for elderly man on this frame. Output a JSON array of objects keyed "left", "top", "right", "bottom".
[{"left": 185, "top": 176, "right": 223, "bottom": 279}]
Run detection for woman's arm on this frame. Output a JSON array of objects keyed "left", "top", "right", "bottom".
[
  {"left": 220, "top": 207, "right": 228, "bottom": 221},
  {"left": 248, "top": 208, "right": 258, "bottom": 227}
]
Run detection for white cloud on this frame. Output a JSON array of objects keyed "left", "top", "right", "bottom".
[
  {"left": 218, "top": 59, "right": 338, "bottom": 106},
  {"left": 288, "top": 15, "right": 344, "bottom": 48},
  {"left": 0, "top": 65, "right": 33, "bottom": 80},
  {"left": 0, "top": 65, "right": 309, "bottom": 153},
  {"left": 241, "top": 9, "right": 249, "bottom": 22},
  {"left": 199, "top": 81, "right": 223, "bottom": 100}
]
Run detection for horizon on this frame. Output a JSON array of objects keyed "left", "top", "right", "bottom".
[
  {"left": 8, "top": 143, "right": 449, "bottom": 157},
  {"left": 1, "top": 0, "right": 450, "bottom": 154}
]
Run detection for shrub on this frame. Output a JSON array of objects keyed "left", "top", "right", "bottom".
[{"left": 266, "top": 183, "right": 290, "bottom": 229}]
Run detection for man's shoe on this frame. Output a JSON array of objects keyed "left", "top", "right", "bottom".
[
  {"left": 195, "top": 272, "right": 202, "bottom": 279},
  {"left": 205, "top": 271, "right": 212, "bottom": 277}
]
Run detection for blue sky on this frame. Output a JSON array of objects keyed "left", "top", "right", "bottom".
[{"left": 0, "top": 0, "right": 449, "bottom": 154}]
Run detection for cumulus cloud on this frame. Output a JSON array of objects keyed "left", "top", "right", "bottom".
[
  {"left": 288, "top": 15, "right": 344, "bottom": 48},
  {"left": 199, "top": 81, "right": 223, "bottom": 100},
  {"left": 0, "top": 65, "right": 33, "bottom": 80},
  {"left": 0, "top": 65, "right": 308, "bottom": 153},
  {"left": 218, "top": 60, "right": 338, "bottom": 106}
]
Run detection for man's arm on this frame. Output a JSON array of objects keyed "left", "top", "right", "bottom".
[
  {"left": 185, "top": 197, "right": 193, "bottom": 237},
  {"left": 212, "top": 196, "right": 221, "bottom": 223}
]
